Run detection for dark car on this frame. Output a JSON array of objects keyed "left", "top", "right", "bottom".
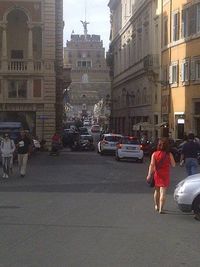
[
  {"left": 78, "top": 127, "right": 89, "bottom": 135},
  {"left": 62, "top": 129, "right": 74, "bottom": 147}
]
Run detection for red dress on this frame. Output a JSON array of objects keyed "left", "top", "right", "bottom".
[{"left": 153, "top": 151, "right": 171, "bottom": 188}]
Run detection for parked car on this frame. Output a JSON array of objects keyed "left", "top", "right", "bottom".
[
  {"left": 91, "top": 125, "right": 101, "bottom": 133},
  {"left": 97, "top": 133, "right": 122, "bottom": 155},
  {"left": 174, "top": 174, "right": 200, "bottom": 219},
  {"left": 115, "top": 136, "right": 144, "bottom": 162}
]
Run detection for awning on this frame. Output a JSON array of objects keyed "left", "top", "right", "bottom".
[
  {"left": 132, "top": 122, "right": 154, "bottom": 131},
  {"left": 155, "top": 122, "right": 168, "bottom": 128}
]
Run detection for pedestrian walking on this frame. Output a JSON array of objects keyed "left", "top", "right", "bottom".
[
  {"left": 0, "top": 133, "right": 15, "bottom": 178},
  {"left": 146, "top": 137, "right": 176, "bottom": 214},
  {"left": 16, "top": 130, "right": 32, "bottom": 177},
  {"left": 180, "top": 133, "right": 200, "bottom": 176}
]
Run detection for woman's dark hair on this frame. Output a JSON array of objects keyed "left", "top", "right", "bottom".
[
  {"left": 4, "top": 133, "right": 9, "bottom": 138},
  {"left": 157, "top": 137, "right": 170, "bottom": 152}
]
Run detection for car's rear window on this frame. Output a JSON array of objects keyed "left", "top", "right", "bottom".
[
  {"left": 105, "top": 136, "right": 121, "bottom": 142},
  {"left": 92, "top": 126, "right": 100, "bottom": 130},
  {"left": 121, "top": 138, "right": 140, "bottom": 145}
]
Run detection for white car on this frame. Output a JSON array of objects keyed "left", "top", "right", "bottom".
[
  {"left": 98, "top": 134, "right": 122, "bottom": 155},
  {"left": 174, "top": 174, "right": 200, "bottom": 219},
  {"left": 115, "top": 136, "right": 144, "bottom": 162},
  {"left": 83, "top": 120, "right": 90, "bottom": 126}
]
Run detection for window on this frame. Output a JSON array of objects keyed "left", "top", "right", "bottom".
[
  {"left": 162, "top": 66, "right": 168, "bottom": 86},
  {"left": 181, "top": 9, "right": 188, "bottom": 38},
  {"left": 196, "top": 60, "right": 200, "bottom": 80},
  {"left": 77, "top": 61, "right": 92, "bottom": 68},
  {"left": 11, "top": 50, "right": 23, "bottom": 59},
  {"left": 173, "top": 12, "right": 179, "bottom": 41},
  {"left": 197, "top": 4, "right": 200, "bottom": 32},
  {"left": 182, "top": 4, "right": 200, "bottom": 37},
  {"left": 194, "top": 102, "right": 200, "bottom": 114},
  {"left": 8, "top": 80, "right": 27, "bottom": 98},
  {"left": 169, "top": 63, "right": 178, "bottom": 85},
  {"left": 188, "top": 5, "right": 197, "bottom": 35},
  {"left": 163, "top": 17, "right": 168, "bottom": 46},
  {"left": 33, "top": 79, "right": 41, "bottom": 97},
  {"left": 181, "top": 60, "right": 189, "bottom": 82},
  {"left": 82, "top": 74, "right": 89, "bottom": 83}
]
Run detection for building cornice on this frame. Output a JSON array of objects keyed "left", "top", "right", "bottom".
[
  {"left": 108, "top": 0, "right": 120, "bottom": 10},
  {"left": 110, "top": 0, "right": 152, "bottom": 47}
]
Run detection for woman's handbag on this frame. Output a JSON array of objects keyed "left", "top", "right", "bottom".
[
  {"left": 147, "top": 153, "right": 167, "bottom": 188},
  {"left": 147, "top": 173, "right": 155, "bottom": 187}
]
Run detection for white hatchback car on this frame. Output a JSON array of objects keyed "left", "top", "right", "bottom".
[
  {"left": 174, "top": 174, "right": 200, "bottom": 219},
  {"left": 98, "top": 134, "right": 122, "bottom": 155},
  {"left": 115, "top": 136, "right": 144, "bottom": 162}
]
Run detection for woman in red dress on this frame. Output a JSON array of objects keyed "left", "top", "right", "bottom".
[{"left": 146, "top": 138, "right": 175, "bottom": 214}]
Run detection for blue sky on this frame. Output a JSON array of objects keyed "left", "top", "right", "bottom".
[{"left": 63, "top": 0, "right": 110, "bottom": 51}]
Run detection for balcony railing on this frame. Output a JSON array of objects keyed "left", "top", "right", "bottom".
[
  {"left": 8, "top": 60, "right": 28, "bottom": 71},
  {"left": 0, "top": 60, "right": 43, "bottom": 73}
]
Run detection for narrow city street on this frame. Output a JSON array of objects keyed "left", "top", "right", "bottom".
[{"left": 0, "top": 151, "right": 199, "bottom": 267}]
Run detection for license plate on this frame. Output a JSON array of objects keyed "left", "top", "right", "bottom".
[{"left": 126, "top": 147, "right": 136, "bottom": 150}]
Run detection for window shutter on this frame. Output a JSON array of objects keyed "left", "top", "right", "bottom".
[
  {"left": 190, "top": 60, "right": 196, "bottom": 81},
  {"left": 169, "top": 65, "right": 173, "bottom": 84},
  {"left": 181, "top": 62, "right": 185, "bottom": 82}
]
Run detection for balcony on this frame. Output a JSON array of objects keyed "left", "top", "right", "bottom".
[
  {"left": 0, "top": 59, "right": 44, "bottom": 74},
  {"left": 143, "top": 54, "right": 160, "bottom": 72}
]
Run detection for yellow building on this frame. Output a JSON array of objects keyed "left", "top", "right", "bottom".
[{"left": 162, "top": 0, "right": 200, "bottom": 139}]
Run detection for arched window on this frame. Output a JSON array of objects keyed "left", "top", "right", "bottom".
[{"left": 7, "top": 9, "right": 29, "bottom": 59}]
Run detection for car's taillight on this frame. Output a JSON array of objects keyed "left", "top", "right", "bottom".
[
  {"left": 102, "top": 141, "right": 109, "bottom": 145},
  {"left": 140, "top": 145, "right": 143, "bottom": 150}
]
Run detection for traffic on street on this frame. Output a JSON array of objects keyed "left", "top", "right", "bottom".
[{"left": 0, "top": 128, "right": 200, "bottom": 266}]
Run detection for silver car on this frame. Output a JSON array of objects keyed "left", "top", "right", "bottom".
[{"left": 174, "top": 174, "right": 200, "bottom": 218}]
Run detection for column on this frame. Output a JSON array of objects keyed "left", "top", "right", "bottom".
[
  {"left": 2, "top": 24, "right": 7, "bottom": 59},
  {"left": 1, "top": 23, "right": 8, "bottom": 71},
  {"left": 27, "top": 24, "right": 33, "bottom": 71},
  {"left": 28, "top": 24, "right": 33, "bottom": 59}
]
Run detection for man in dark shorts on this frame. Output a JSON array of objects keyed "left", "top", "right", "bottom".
[{"left": 16, "top": 130, "right": 31, "bottom": 177}]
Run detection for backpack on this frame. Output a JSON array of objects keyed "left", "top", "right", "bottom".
[{"left": 1, "top": 139, "right": 14, "bottom": 150}]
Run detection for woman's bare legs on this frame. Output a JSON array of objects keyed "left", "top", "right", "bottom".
[
  {"left": 154, "top": 187, "right": 160, "bottom": 211},
  {"left": 159, "top": 187, "right": 167, "bottom": 213}
]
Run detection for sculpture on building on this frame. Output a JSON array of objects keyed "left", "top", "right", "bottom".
[{"left": 80, "top": 20, "right": 89, "bottom": 38}]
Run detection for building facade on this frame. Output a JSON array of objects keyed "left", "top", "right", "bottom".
[
  {"left": 0, "top": 0, "right": 70, "bottom": 142},
  {"left": 108, "top": 0, "right": 162, "bottom": 138},
  {"left": 64, "top": 24, "right": 111, "bottom": 123},
  {"left": 162, "top": 0, "right": 200, "bottom": 139}
]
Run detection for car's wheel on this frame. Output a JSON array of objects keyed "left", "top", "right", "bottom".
[{"left": 193, "top": 195, "right": 200, "bottom": 219}]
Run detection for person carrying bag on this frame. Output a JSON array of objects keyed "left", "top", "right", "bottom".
[
  {"left": 0, "top": 133, "right": 15, "bottom": 179},
  {"left": 146, "top": 138, "right": 175, "bottom": 214}
]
